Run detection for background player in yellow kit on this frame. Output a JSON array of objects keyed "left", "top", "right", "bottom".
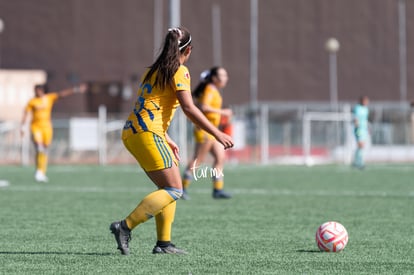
[
  {"left": 181, "top": 66, "right": 233, "bottom": 199},
  {"left": 109, "top": 27, "right": 233, "bottom": 255},
  {"left": 21, "top": 83, "right": 87, "bottom": 182}
]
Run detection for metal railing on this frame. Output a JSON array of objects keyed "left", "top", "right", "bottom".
[{"left": 1, "top": 102, "right": 414, "bottom": 166}]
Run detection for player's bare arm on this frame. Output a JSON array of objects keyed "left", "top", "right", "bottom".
[
  {"left": 20, "top": 110, "right": 29, "bottom": 136},
  {"left": 177, "top": 90, "right": 233, "bottom": 150},
  {"left": 57, "top": 83, "right": 88, "bottom": 98},
  {"left": 199, "top": 104, "right": 233, "bottom": 117}
]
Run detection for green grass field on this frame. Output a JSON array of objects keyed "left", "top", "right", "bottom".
[{"left": 0, "top": 164, "right": 413, "bottom": 274}]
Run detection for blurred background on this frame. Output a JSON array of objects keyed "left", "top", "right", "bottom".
[{"left": 1, "top": 0, "right": 414, "bottom": 166}]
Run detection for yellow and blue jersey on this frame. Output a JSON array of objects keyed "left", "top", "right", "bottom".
[
  {"left": 122, "top": 65, "right": 191, "bottom": 171},
  {"left": 196, "top": 84, "right": 222, "bottom": 127},
  {"left": 25, "top": 93, "right": 59, "bottom": 127},
  {"left": 122, "top": 65, "right": 191, "bottom": 139},
  {"left": 193, "top": 84, "right": 222, "bottom": 143}
]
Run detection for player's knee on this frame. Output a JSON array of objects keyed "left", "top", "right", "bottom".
[
  {"left": 164, "top": 187, "right": 183, "bottom": 200},
  {"left": 36, "top": 144, "right": 47, "bottom": 153}
]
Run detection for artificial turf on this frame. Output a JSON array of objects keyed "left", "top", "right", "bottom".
[{"left": 0, "top": 164, "right": 413, "bottom": 274}]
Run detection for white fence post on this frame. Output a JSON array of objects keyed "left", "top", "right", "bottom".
[
  {"left": 98, "top": 105, "right": 107, "bottom": 165},
  {"left": 343, "top": 104, "right": 353, "bottom": 165},
  {"left": 260, "top": 104, "right": 269, "bottom": 164},
  {"left": 302, "top": 114, "right": 311, "bottom": 165}
]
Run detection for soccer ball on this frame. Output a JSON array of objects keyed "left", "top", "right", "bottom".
[{"left": 315, "top": 221, "right": 348, "bottom": 252}]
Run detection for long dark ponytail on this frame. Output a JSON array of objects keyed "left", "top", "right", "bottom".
[
  {"left": 143, "top": 27, "right": 192, "bottom": 90},
  {"left": 192, "top": 66, "right": 221, "bottom": 99}
]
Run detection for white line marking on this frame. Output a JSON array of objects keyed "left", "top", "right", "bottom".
[
  {"left": 50, "top": 166, "right": 143, "bottom": 173},
  {"left": 0, "top": 180, "right": 10, "bottom": 187},
  {"left": 2, "top": 185, "right": 413, "bottom": 197}
]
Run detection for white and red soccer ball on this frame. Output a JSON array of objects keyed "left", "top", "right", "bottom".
[{"left": 315, "top": 221, "right": 348, "bottom": 252}]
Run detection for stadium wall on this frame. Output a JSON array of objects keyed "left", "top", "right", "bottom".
[{"left": 0, "top": 0, "right": 414, "bottom": 115}]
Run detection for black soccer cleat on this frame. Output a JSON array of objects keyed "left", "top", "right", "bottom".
[
  {"left": 109, "top": 221, "right": 131, "bottom": 255},
  {"left": 212, "top": 189, "right": 232, "bottom": 199},
  {"left": 152, "top": 243, "right": 188, "bottom": 254}
]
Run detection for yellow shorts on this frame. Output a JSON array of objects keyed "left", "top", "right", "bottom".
[
  {"left": 31, "top": 124, "right": 53, "bottom": 146},
  {"left": 122, "top": 131, "right": 178, "bottom": 172},
  {"left": 194, "top": 127, "right": 215, "bottom": 143}
]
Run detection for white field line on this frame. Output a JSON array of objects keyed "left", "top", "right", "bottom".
[
  {"left": 1, "top": 185, "right": 413, "bottom": 197},
  {"left": 47, "top": 164, "right": 414, "bottom": 174},
  {"left": 50, "top": 166, "right": 144, "bottom": 173},
  {"left": 0, "top": 180, "right": 10, "bottom": 187}
]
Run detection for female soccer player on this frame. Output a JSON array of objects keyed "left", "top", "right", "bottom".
[
  {"left": 352, "top": 95, "right": 370, "bottom": 169},
  {"left": 181, "top": 67, "right": 233, "bottom": 200},
  {"left": 110, "top": 27, "right": 233, "bottom": 255},
  {"left": 21, "top": 83, "right": 87, "bottom": 182}
]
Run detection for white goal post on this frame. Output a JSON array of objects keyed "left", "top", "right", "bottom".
[{"left": 302, "top": 108, "right": 353, "bottom": 165}]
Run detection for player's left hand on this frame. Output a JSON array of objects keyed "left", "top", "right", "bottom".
[{"left": 166, "top": 137, "right": 180, "bottom": 161}]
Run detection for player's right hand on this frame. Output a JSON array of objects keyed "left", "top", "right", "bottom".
[
  {"left": 216, "top": 132, "right": 234, "bottom": 150},
  {"left": 221, "top": 108, "right": 233, "bottom": 118}
]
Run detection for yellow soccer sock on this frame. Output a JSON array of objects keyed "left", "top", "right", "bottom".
[
  {"left": 155, "top": 201, "right": 176, "bottom": 242},
  {"left": 213, "top": 179, "right": 224, "bottom": 190},
  {"left": 182, "top": 170, "right": 192, "bottom": 190},
  {"left": 35, "top": 152, "right": 40, "bottom": 171},
  {"left": 182, "top": 178, "right": 191, "bottom": 190},
  {"left": 125, "top": 189, "right": 177, "bottom": 230},
  {"left": 37, "top": 152, "right": 48, "bottom": 174}
]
